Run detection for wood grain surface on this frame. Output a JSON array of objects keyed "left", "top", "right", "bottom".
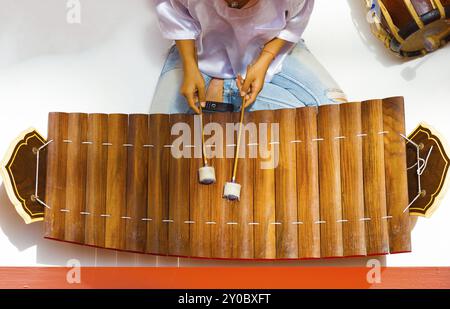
[
  {"left": 275, "top": 109, "right": 298, "bottom": 258},
  {"left": 125, "top": 114, "right": 149, "bottom": 252},
  {"left": 382, "top": 97, "right": 411, "bottom": 253},
  {"left": 189, "top": 113, "right": 211, "bottom": 258},
  {"left": 339, "top": 102, "right": 366, "bottom": 256},
  {"left": 85, "top": 113, "right": 108, "bottom": 247},
  {"left": 168, "top": 113, "right": 191, "bottom": 256},
  {"left": 210, "top": 111, "right": 233, "bottom": 259},
  {"left": 253, "top": 110, "right": 276, "bottom": 259},
  {"left": 147, "top": 114, "right": 170, "bottom": 255},
  {"left": 232, "top": 111, "right": 255, "bottom": 259},
  {"left": 104, "top": 114, "right": 128, "bottom": 250},
  {"left": 361, "top": 100, "right": 389, "bottom": 255},
  {"left": 64, "top": 113, "right": 88, "bottom": 244},
  {"left": 45, "top": 112, "right": 69, "bottom": 239},
  {"left": 318, "top": 104, "right": 343, "bottom": 257},
  {"left": 295, "top": 106, "right": 321, "bottom": 258}
]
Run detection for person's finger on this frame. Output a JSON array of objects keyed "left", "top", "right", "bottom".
[
  {"left": 236, "top": 74, "right": 244, "bottom": 92},
  {"left": 197, "top": 83, "right": 206, "bottom": 108},
  {"left": 241, "top": 66, "right": 252, "bottom": 97},
  {"left": 245, "top": 81, "right": 261, "bottom": 107},
  {"left": 245, "top": 80, "right": 252, "bottom": 101},
  {"left": 237, "top": 76, "right": 246, "bottom": 96},
  {"left": 184, "top": 90, "right": 200, "bottom": 114}
]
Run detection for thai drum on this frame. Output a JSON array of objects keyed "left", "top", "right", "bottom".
[{"left": 366, "top": 0, "right": 450, "bottom": 56}]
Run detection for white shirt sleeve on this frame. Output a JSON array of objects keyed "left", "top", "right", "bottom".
[
  {"left": 277, "top": 0, "right": 314, "bottom": 43},
  {"left": 154, "top": 0, "right": 201, "bottom": 40}
]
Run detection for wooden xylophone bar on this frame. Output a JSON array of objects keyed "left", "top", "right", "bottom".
[{"left": 43, "top": 97, "right": 411, "bottom": 259}]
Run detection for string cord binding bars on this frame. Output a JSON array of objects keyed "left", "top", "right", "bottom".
[
  {"left": 34, "top": 140, "right": 53, "bottom": 209},
  {"left": 400, "top": 133, "right": 433, "bottom": 213},
  {"left": 33, "top": 134, "right": 418, "bottom": 221}
]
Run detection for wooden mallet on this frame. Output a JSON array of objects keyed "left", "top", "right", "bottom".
[
  {"left": 198, "top": 107, "right": 216, "bottom": 185},
  {"left": 223, "top": 96, "right": 246, "bottom": 201}
]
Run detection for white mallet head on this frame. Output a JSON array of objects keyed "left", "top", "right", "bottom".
[
  {"left": 198, "top": 166, "right": 216, "bottom": 185},
  {"left": 223, "top": 182, "right": 241, "bottom": 201}
]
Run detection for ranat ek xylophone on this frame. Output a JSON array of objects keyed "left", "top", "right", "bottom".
[{"left": 1, "top": 97, "right": 448, "bottom": 260}]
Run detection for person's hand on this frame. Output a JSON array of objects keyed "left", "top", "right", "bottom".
[
  {"left": 180, "top": 62, "right": 206, "bottom": 114},
  {"left": 237, "top": 52, "right": 273, "bottom": 108}
]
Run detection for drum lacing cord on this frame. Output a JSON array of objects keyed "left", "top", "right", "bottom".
[
  {"left": 34, "top": 140, "right": 54, "bottom": 209},
  {"left": 377, "top": 0, "right": 405, "bottom": 44},
  {"left": 404, "top": 0, "right": 425, "bottom": 29},
  {"left": 400, "top": 134, "right": 433, "bottom": 213},
  {"left": 431, "top": 0, "right": 446, "bottom": 19}
]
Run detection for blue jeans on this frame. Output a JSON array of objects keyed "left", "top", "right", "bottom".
[{"left": 151, "top": 40, "right": 346, "bottom": 114}]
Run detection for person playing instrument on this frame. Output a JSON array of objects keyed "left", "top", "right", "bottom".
[{"left": 152, "top": 0, "right": 347, "bottom": 114}]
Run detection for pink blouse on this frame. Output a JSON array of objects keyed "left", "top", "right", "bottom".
[{"left": 154, "top": 0, "right": 314, "bottom": 81}]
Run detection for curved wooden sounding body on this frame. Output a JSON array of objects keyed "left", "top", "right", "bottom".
[
  {"left": 0, "top": 129, "right": 47, "bottom": 224},
  {"left": 1, "top": 97, "right": 449, "bottom": 259}
]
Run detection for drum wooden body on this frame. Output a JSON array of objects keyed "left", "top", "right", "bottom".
[
  {"left": 1, "top": 97, "right": 449, "bottom": 260},
  {"left": 367, "top": 0, "right": 450, "bottom": 57}
]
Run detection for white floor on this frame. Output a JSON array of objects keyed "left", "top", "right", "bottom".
[{"left": 0, "top": 0, "right": 449, "bottom": 266}]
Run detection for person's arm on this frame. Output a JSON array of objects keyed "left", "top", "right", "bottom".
[
  {"left": 238, "top": 38, "right": 287, "bottom": 107},
  {"left": 176, "top": 39, "right": 205, "bottom": 114},
  {"left": 277, "top": 0, "right": 314, "bottom": 44},
  {"left": 154, "top": 0, "right": 205, "bottom": 113},
  {"left": 238, "top": 0, "right": 315, "bottom": 107},
  {"left": 154, "top": 0, "right": 200, "bottom": 40}
]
